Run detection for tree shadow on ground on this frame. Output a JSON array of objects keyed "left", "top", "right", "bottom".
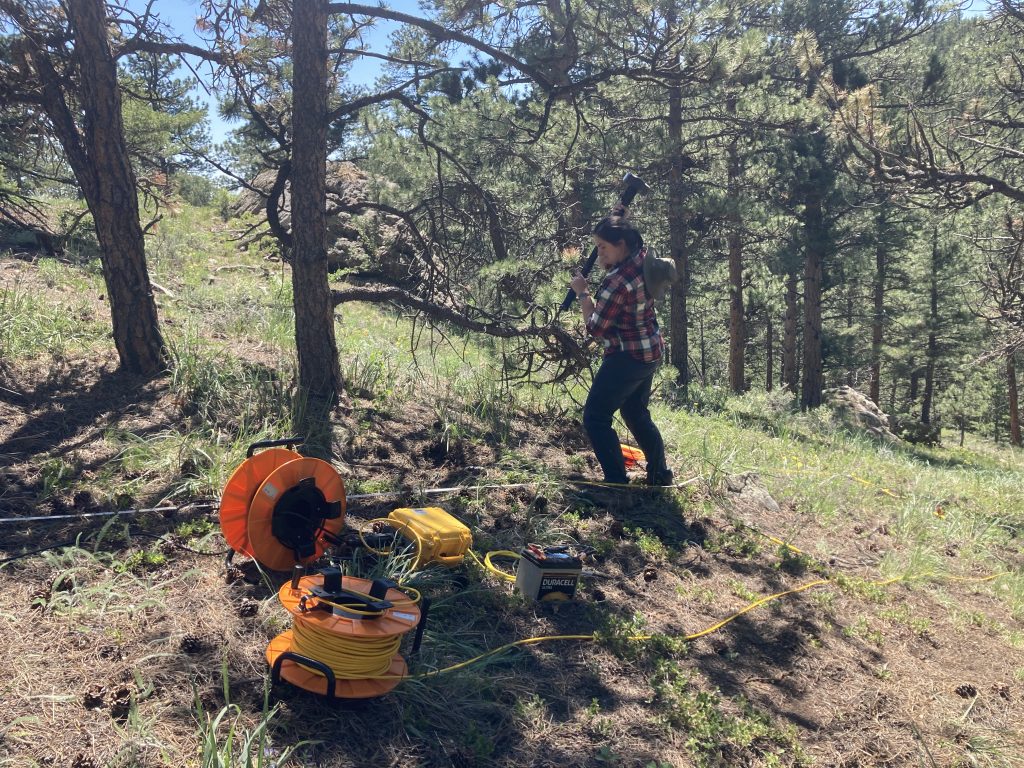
[
  {"left": 568, "top": 484, "right": 708, "bottom": 546},
  {"left": 0, "top": 360, "right": 170, "bottom": 503}
]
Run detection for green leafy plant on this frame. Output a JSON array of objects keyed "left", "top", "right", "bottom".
[
  {"left": 195, "top": 669, "right": 312, "bottom": 768},
  {"left": 629, "top": 528, "right": 669, "bottom": 560}
]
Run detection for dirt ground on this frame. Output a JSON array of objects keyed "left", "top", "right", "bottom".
[{"left": 2, "top": 255, "right": 1023, "bottom": 766}]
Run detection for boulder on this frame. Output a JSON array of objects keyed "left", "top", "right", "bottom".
[
  {"left": 232, "top": 162, "right": 414, "bottom": 277},
  {"left": 724, "top": 472, "right": 781, "bottom": 513},
  {"left": 823, "top": 386, "right": 900, "bottom": 443}
]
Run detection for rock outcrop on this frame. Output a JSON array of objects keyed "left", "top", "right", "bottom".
[
  {"left": 724, "top": 472, "right": 781, "bottom": 513},
  {"left": 823, "top": 386, "right": 900, "bottom": 442},
  {"left": 232, "top": 162, "right": 415, "bottom": 279}
]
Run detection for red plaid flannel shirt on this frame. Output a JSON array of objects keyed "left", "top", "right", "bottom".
[{"left": 586, "top": 247, "right": 664, "bottom": 362}]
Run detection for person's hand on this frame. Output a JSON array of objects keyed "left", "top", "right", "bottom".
[{"left": 570, "top": 270, "right": 589, "bottom": 297}]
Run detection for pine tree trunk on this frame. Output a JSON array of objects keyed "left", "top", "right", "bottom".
[
  {"left": 667, "top": 79, "right": 690, "bottom": 392},
  {"left": 783, "top": 272, "right": 799, "bottom": 392},
  {"left": 553, "top": 174, "right": 585, "bottom": 252},
  {"left": 922, "top": 229, "right": 939, "bottom": 424},
  {"left": 291, "top": 0, "right": 342, "bottom": 406},
  {"left": 699, "top": 313, "right": 707, "bottom": 384},
  {"left": 844, "top": 270, "right": 854, "bottom": 387},
  {"left": 1009, "top": 352, "right": 1021, "bottom": 447},
  {"left": 800, "top": 194, "right": 825, "bottom": 409},
  {"left": 869, "top": 215, "right": 886, "bottom": 405},
  {"left": 765, "top": 315, "right": 774, "bottom": 392},
  {"left": 61, "top": 0, "right": 165, "bottom": 374},
  {"left": 726, "top": 95, "right": 745, "bottom": 394}
]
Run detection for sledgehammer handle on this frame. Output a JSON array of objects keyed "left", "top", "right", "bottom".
[{"left": 559, "top": 173, "right": 649, "bottom": 313}]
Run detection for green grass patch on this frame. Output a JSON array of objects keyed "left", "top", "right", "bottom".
[
  {"left": 0, "top": 272, "right": 109, "bottom": 359},
  {"left": 650, "top": 659, "right": 809, "bottom": 767}
]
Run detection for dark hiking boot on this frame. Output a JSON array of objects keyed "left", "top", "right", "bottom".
[{"left": 646, "top": 469, "right": 674, "bottom": 487}]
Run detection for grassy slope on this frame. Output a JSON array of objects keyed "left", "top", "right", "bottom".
[{"left": 1, "top": 206, "right": 1022, "bottom": 768}]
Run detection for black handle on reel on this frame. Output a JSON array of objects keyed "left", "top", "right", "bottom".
[
  {"left": 246, "top": 437, "right": 304, "bottom": 457},
  {"left": 558, "top": 172, "right": 651, "bottom": 314}
]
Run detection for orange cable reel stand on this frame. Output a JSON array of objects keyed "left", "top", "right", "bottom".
[{"left": 219, "top": 438, "right": 423, "bottom": 700}]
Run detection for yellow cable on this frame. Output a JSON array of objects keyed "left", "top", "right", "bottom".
[
  {"left": 324, "top": 583, "right": 421, "bottom": 608},
  {"left": 398, "top": 577, "right": 831, "bottom": 680},
  {"left": 301, "top": 581, "right": 421, "bottom": 616},
  {"left": 291, "top": 617, "right": 402, "bottom": 678},
  {"left": 760, "top": 534, "right": 804, "bottom": 555},
  {"left": 404, "top": 569, "right": 1009, "bottom": 679},
  {"left": 285, "top": 567, "right": 1011, "bottom": 684},
  {"left": 289, "top": 492, "right": 1011, "bottom": 686},
  {"left": 680, "top": 579, "right": 829, "bottom": 641},
  {"left": 311, "top": 595, "right": 386, "bottom": 617},
  {"left": 359, "top": 517, "right": 424, "bottom": 567},
  {"left": 847, "top": 473, "right": 901, "bottom": 498},
  {"left": 468, "top": 549, "right": 519, "bottom": 582}
]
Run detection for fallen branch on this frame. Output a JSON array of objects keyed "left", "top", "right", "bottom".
[
  {"left": 214, "top": 264, "right": 270, "bottom": 275},
  {"left": 331, "top": 284, "right": 591, "bottom": 380}
]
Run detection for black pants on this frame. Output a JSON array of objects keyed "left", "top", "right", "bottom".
[{"left": 583, "top": 352, "right": 669, "bottom": 484}]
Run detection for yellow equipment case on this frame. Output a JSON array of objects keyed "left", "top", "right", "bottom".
[{"left": 387, "top": 506, "right": 472, "bottom": 568}]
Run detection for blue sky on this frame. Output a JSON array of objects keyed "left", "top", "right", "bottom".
[{"left": 140, "top": 0, "right": 421, "bottom": 144}]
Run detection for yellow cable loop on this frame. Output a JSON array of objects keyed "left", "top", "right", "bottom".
[
  {"left": 398, "top": 569, "right": 1010, "bottom": 680},
  {"left": 323, "top": 583, "right": 421, "bottom": 608},
  {"left": 291, "top": 484, "right": 1010, "bottom": 686},
  {"left": 395, "top": 577, "right": 832, "bottom": 680},
  {"left": 291, "top": 617, "right": 402, "bottom": 678},
  {"left": 468, "top": 549, "right": 519, "bottom": 582},
  {"left": 310, "top": 595, "right": 386, "bottom": 617},
  {"left": 359, "top": 517, "right": 424, "bottom": 568},
  {"left": 307, "top": 584, "right": 421, "bottom": 615}
]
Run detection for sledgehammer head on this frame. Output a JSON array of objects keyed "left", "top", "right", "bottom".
[{"left": 621, "top": 172, "right": 650, "bottom": 207}]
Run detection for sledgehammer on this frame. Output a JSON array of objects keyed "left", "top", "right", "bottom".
[{"left": 559, "top": 172, "right": 650, "bottom": 314}]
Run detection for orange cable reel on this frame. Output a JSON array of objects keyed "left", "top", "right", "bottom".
[
  {"left": 220, "top": 439, "right": 429, "bottom": 700},
  {"left": 218, "top": 439, "right": 346, "bottom": 571},
  {"left": 247, "top": 457, "right": 346, "bottom": 571},
  {"left": 219, "top": 446, "right": 301, "bottom": 557},
  {"left": 267, "top": 568, "right": 421, "bottom": 699}
]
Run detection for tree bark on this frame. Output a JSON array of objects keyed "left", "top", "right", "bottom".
[
  {"left": 1009, "top": 352, "right": 1021, "bottom": 447},
  {"left": 922, "top": 228, "right": 939, "bottom": 424},
  {"left": 291, "top": 0, "right": 342, "bottom": 406},
  {"left": 698, "top": 312, "right": 706, "bottom": 384},
  {"left": 47, "top": 0, "right": 166, "bottom": 374},
  {"left": 667, "top": 77, "right": 690, "bottom": 391},
  {"left": 726, "top": 94, "right": 745, "bottom": 394},
  {"left": 765, "top": 315, "right": 774, "bottom": 392},
  {"left": 844, "top": 264, "right": 854, "bottom": 387},
  {"left": 869, "top": 212, "right": 886, "bottom": 405},
  {"left": 800, "top": 193, "right": 825, "bottom": 409},
  {"left": 783, "top": 272, "right": 799, "bottom": 392}
]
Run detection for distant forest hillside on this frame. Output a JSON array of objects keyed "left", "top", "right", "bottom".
[{"left": 2, "top": 0, "right": 1022, "bottom": 444}]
